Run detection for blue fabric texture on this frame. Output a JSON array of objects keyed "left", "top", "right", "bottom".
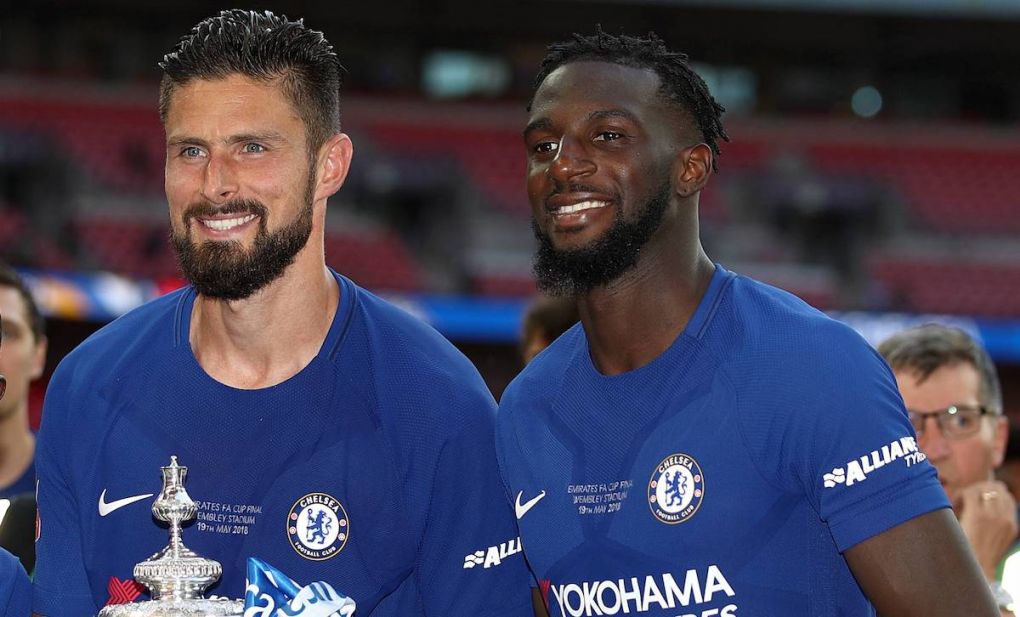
[
  {"left": 0, "top": 547, "right": 31, "bottom": 617},
  {"left": 0, "top": 458, "right": 34, "bottom": 499}
]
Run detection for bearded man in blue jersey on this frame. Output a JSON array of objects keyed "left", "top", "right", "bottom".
[
  {"left": 32, "top": 10, "right": 532, "bottom": 617},
  {"left": 496, "top": 28, "right": 999, "bottom": 617}
]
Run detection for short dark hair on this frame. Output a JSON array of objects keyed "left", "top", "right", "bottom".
[
  {"left": 531, "top": 26, "right": 728, "bottom": 172},
  {"left": 878, "top": 324, "right": 1002, "bottom": 414},
  {"left": 0, "top": 262, "right": 44, "bottom": 342},
  {"left": 158, "top": 9, "right": 342, "bottom": 154}
]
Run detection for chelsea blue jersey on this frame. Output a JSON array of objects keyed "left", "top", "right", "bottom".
[
  {"left": 0, "top": 458, "right": 34, "bottom": 499},
  {"left": 34, "top": 272, "right": 532, "bottom": 616},
  {"left": 0, "top": 547, "right": 30, "bottom": 616},
  {"left": 495, "top": 265, "right": 949, "bottom": 617}
]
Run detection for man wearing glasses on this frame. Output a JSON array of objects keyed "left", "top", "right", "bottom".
[{"left": 879, "top": 324, "right": 1017, "bottom": 615}]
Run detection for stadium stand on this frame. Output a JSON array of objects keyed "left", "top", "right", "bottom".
[
  {"left": 869, "top": 255, "right": 1020, "bottom": 318},
  {"left": 4, "top": 89, "right": 1020, "bottom": 317}
]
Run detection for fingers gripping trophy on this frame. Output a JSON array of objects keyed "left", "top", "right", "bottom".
[{"left": 99, "top": 457, "right": 244, "bottom": 617}]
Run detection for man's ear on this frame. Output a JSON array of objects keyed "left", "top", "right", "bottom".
[
  {"left": 992, "top": 415, "right": 1009, "bottom": 468},
  {"left": 674, "top": 143, "right": 713, "bottom": 198},
  {"left": 314, "top": 133, "right": 354, "bottom": 202},
  {"left": 30, "top": 335, "right": 48, "bottom": 381}
]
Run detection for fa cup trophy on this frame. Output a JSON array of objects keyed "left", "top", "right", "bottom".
[{"left": 99, "top": 456, "right": 243, "bottom": 616}]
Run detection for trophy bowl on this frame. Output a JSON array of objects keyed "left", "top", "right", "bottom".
[
  {"left": 98, "top": 597, "right": 243, "bottom": 617},
  {"left": 98, "top": 457, "right": 243, "bottom": 617}
]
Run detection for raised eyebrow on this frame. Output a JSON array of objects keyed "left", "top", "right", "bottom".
[
  {"left": 523, "top": 109, "right": 638, "bottom": 139},
  {"left": 166, "top": 132, "right": 287, "bottom": 149},
  {"left": 588, "top": 109, "right": 639, "bottom": 124},
  {"left": 166, "top": 136, "right": 209, "bottom": 149},
  {"left": 226, "top": 131, "right": 287, "bottom": 146},
  {"left": 523, "top": 118, "right": 554, "bottom": 139}
]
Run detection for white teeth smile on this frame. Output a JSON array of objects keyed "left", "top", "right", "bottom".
[
  {"left": 201, "top": 214, "right": 257, "bottom": 231},
  {"left": 555, "top": 200, "right": 608, "bottom": 215}
]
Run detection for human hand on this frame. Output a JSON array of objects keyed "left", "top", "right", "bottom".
[{"left": 957, "top": 481, "right": 1019, "bottom": 580}]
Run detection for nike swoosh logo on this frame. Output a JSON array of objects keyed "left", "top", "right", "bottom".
[
  {"left": 515, "top": 490, "right": 546, "bottom": 520},
  {"left": 98, "top": 489, "right": 154, "bottom": 517}
]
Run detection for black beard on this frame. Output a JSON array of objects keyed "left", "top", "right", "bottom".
[
  {"left": 532, "top": 182, "right": 671, "bottom": 296},
  {"left": 171, "top": 177, "right": 315, "bottom": 301}
]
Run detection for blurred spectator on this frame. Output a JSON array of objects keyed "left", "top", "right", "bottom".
[
  {"left": 998, "top": 422, "right": 1020, "bottom": 504},
  {"left": 0, "top": 130, "right": 76, "bottom": 267},
  {"left": 0, "top": 262, "right": 47, "bottom": 499},
  {"left": 0, "top": 313, "right": 33, "bottom": 616},
  {"left": 1000, "top": 422, "right": 1020, "bottom": 606},
  {"left": 519, "top": 294, "right": 578, "bottom": 364},
  {"left": 760, "top": 150, "right": 885, "bottom": 307},
  {"left": 879, "top": 324, "right": 1018, "bottom": 613},
  {"left": 0, "top": 263, "right": 45, "bottom": 574}
]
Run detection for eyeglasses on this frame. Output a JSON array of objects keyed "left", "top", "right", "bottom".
[{"left": 907, "top": 404, "right": 994, "bottom": 439}]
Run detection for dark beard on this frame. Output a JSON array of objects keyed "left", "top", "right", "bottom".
[
  {"left": 171, "top": 176, "right": 315, "bottom": 301},
  {"left": 532, "top": 182, "right": 671, "bottom": 296}
]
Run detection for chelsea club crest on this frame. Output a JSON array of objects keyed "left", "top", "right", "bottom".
[
  {"left": 648, "top": 453, "right": 705, "bottom": 524},
  {"left": 287, "top": 493, "right": 349, "bottom": 560}
]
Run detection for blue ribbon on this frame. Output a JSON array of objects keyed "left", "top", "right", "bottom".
[{"left": 244, "top": 557, "right": 356, "bottom": 617}]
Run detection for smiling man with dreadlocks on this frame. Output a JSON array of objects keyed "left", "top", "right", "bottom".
[{"left": 495, "top": 28, "right": 999, "bottom": 617}]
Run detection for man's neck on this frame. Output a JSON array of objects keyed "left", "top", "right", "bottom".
[
  {"left": 189, "top": 257, "right": 340, "bottom": 390},
  {"left": 579, "top": 221, "right": 714, "bottom": 376},
  {"left": 0, "top": 409, "right": 35, "bottom": 491}
]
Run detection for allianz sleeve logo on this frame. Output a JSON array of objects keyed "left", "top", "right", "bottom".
[
  {"left": 463, "top": 536, "right": 523, "bottom": 569},
  {"left": 822, "top": 436, "right": 927, "bottom": 489}
]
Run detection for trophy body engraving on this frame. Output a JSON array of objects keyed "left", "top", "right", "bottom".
[{"left": 99, "top": 457, "right": 243, "bottom": 617}]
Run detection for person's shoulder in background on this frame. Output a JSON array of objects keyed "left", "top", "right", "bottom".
[{"left": 0, "top": 546, "right": 31, "bottom": 617}]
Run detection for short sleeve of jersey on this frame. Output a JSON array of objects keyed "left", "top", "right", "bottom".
[
  {"left": 415, "top": 399, "right": 533, "bottom": 617},
  {"left": 33, "top": 358, "right": 98, "bottom": 616},
  {"left": 493, "top": 382, "right": 524, "bottom": 506},
  {"left": 737, "top": 318, "right": 949, "bottom": 553},
  {"left": 0, "top": 548, "right": 31, "bottom": 617}
]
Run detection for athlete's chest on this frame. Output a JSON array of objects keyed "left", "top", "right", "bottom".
[
  {"left": 506, "top": 383, "right": 827, "bottom": 616},
  {"left": 512, "top": 395, "right": 782, "bottom": 566},
  {"left": 76, "top": 389, "right": 416, "bottom": 610}
]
